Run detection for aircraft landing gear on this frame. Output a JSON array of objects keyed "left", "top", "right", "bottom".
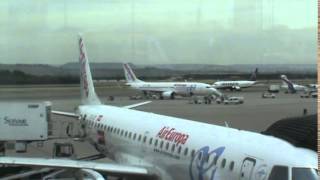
[{"left": 170, "top": 93, "right": 175, "bottom": 100}]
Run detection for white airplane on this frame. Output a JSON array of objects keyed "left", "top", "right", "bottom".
[
  {"left": 308, "top": 84, "right": 319, "bottom": 89},
  {"left": 280, "top": 75, "right": 308, "bottom": 93},
  {"left": 0, "top": 37, "right": 318, "bottom": 180},
  {"left": 123, "top": 63, "right": 222, "bottom": 99},
  {"left": 212, "top": 68, "right": 258, "bottom": 91}
]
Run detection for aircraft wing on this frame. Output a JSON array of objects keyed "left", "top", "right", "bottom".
[
  {"left": 52, "top": 110, "right": 79, "bottom": 118},
  {"left": 122, "top": 101, "right": 152, "bottom": 109},
  {"left": 0, "top": 156, "right": 154, "bottom": 177},
  {"left": 52, "top": 101, "right": 151, "bottom": 118}
]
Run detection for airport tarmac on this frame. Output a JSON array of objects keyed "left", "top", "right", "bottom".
[
  {"left": 0, "top": 84, "right": 316, "bottom": 132},
  {"left": 0, "top": 84, "right": 317, "bottom": 178}
]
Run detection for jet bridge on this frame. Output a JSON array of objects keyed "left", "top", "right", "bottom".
[
  {"left": 0, "top": 101, "right": 52, "bottom": 153},
  {"left": 262, "top": 114, "right": 316, "bottom": 151}
]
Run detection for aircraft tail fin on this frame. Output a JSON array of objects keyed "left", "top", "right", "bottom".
[
  {"left": 78, "top": 35, "right": 101, "bottom": 105},
  {"left": 123, "top": 63, "right": 143, "bottom": 83},
  {"left": 281, "top": 75, "right": 296, "bottom": 93},
  {"left": 249, "top": 68, "right": 258, "bottom": 81}
]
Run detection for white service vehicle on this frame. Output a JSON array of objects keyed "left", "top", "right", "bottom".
[
  {"left": 262, "top": 92, "right": 276, "bottom": 99},
  {"left": 268, "top": 84, "right": 280, "bottom": 93},
  {"left": 0, "top": 102, "right": 51, "bottom": 153},
  {"left": 300, "top": 91, "right": 318, "bottom": 98},
  {"left": 0, "top": 36, "right": 317, "bottom": 180},
  {"left": 310, "top": 91, "right": 317, "bottom": 98},
  {"left": 0, "top": 102, "right": 51, "bottom": 141},
  {"left": 216, "top": 96, "right": 244, "bottom": 105},
  {"left": 223, "top": 96, "right": 244, "bottom": 105}
]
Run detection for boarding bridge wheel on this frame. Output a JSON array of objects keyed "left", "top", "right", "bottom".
[{"left": 53, "top": 142, "right": 76, "bottom": 159}]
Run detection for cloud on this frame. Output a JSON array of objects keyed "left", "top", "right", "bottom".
[{"left": 0, "top": 0, "right": 316, "bottom": 64}]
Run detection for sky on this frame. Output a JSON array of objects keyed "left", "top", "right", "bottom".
[{"left": 0, "top": 0, "right": 317, "bottom": 65}]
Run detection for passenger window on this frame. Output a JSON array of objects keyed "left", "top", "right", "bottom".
[
  {"left": 229, "top": 161, "right": 234, "bottom": 171},
  {"left": 160, "top": 141, "right": 164, "bottom": 148},
  {"left": 117, "top": 129, "right": 120, "bottom": 135},
  {"left": 268, "top": 166, "right": 288, "bottom": 180},
  {"left": 154, "top": 139, "right": 158, "bottom": 146},
  {"left": 138, "top": 135, "right": 142, "bottom": 141},
  {"left": 113, "top": 128, "right": 117, "bottom": 133},
  {"left": 171, "top": 144, "right": 175, "bottom": 152},
  {"left": 221, "top": 159, "right": 226, "bottom": 168},
  {"left": 149, "top": 138, "right": 153, "bottom": 145},
  {"left": 133, "top": 133, "right": 136, "bottom": 140},
  {"left": 121, "top": 130, "right": 124, "bottom": 136},
  {"left": 143, "top": 136, "right": 147, "bottom": 143},
  {"left": 125, "top": 131, "right": 128, "bottom": 137},
  {"left": 191, "top": 149, "right": 195, "bottom": 158},
  {"left": 177, "top": 146, "right": 182, "bottom": 154},
  {"left": 166, "top": 142, "right": 169, "bottom": 150},
  {"left": 128, "top": 132, "right": 132, "bottom": 138},
  {"left": 184, "top": 148, "right": 188, "bottom": 156}
]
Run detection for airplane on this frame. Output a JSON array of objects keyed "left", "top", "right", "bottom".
[
  {"left": 123, "top": 63, "right": 222, "bottom": 99},
  {"left": 308, "top": 84, "right": 319, "bottom": 90},
  {"left": 212, "top": 68, "right": 258, "bottom": 91},
  {"left": 280, "top": 75, "right": 308, "bottom": 93},
  {"left": 0, "top": 36, "right": 317, "bottom": 180}
]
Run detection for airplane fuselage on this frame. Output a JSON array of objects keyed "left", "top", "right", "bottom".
[
  {"left": 78, "top": 105, "right": 317, "bottom": 180},
  {"left": 127, "top": 82, "right": 220, "bottom": 97},
  {"left": 280, "top": 84, "right": 307, "bottom": 92},
  {"left": 213, "top": 80, "right": 256, "bottom": 90}
]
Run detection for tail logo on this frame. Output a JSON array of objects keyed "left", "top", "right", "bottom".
[
  {"left": 189, "top": 146, "right": 225, "bottom": 180},
  {"left": 79, "top": 38, "right": 89, "bottom": 97},
  {"left": 124, "top": 64, "right": 135, "bottom": 82}
]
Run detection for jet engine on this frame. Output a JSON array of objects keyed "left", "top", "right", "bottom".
[
  {"left": 232, "top": 86, "right": 241, "bottom": 91},
  {"left": 161, "top": 91, "right": 175, "bottom": 99}
]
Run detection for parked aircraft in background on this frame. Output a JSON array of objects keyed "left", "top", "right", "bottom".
[
  {"left": 212, "top": 68, "right": 258, "bottom": 91},
  {"left": 123, "top": 63, "right": 222, "bottom": 99},
  {"left": 0, "top": 37, "right": 317, "bottom": 180},
  {"left": 308, "top": 84, "right": 319, "bottom": 90},
  {"left": 280, "top": 75, "right": 308, "bottom": 93}
]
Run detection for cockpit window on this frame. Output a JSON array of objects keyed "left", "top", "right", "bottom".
[
  {"left": 292, "top": 168, "right": 318, "bottom": 180},
  {"left": 206, "top": 86, "right": 211, "bottom": 88},
  {"left": 268, "top": 166, "right": 288, "bottom": 180}
]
